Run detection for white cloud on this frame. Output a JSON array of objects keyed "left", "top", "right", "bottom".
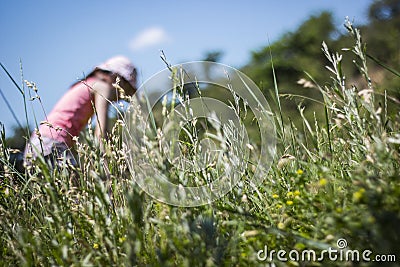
[{"left": 129, "top": 27, "right": 171, "bottom": 51}]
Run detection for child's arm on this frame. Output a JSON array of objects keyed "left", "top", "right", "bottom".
[{"left": 93, "top": 81, "right": 117, "bottom": 140}]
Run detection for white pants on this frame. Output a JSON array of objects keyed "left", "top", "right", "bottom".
[{"left": 24, "top": 136, "right": 77, "bottom": 167}]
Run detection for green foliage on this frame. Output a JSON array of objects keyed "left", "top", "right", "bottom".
[
  {"left": 242, "top": 1, "right": 400, "bottom": 127},
  {"left": 364, "top": 0, "right": 400, "bottom": 96},
  {"left": 241, "top": 12, "right": 343, "bottom": 127},
  {"left": 243, "top": 12, "right": 336, "bottom": 90},
  {"left": 1, "top": 13, "right": 400, "bottom": 267}
]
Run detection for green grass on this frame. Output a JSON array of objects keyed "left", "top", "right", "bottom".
[{"left": 1, "top": 21, "right": 399, "bottom": 266}]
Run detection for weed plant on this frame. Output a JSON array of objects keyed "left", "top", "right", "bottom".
[{"left": 0, "top": 21, "right": 399, "bottom": 266}]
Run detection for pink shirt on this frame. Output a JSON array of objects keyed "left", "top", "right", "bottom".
[{"left": 38, "top": 77, "right": 99, "bottom": 147}]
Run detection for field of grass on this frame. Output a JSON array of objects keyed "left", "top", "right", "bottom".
[{"left": 1, "top": 22, "right": 399, "bottom": 266}]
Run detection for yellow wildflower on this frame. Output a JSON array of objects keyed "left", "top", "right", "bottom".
[
  {"left": 286, "top": 200, "right": 294, "bottom": 205},
  {"left": 353, "top": 188, "right": 365, "bottom": 202},
  {"left": 319, "top": 178, "right": 327, "bottom": 186}
]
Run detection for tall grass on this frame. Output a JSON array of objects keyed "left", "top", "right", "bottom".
[{"left": 1, "top": 21, "right": 399, "bottom": 266}]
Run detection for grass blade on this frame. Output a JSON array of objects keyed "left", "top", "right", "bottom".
[
  {"left": 0, "top": 62, "right": 24, "bottom": 95},
  {"left": 367, "top": 53, "right": 400, "bottom": 78},
  {"left": 0, "top": 86, "right": 23, "bottom": 129}
]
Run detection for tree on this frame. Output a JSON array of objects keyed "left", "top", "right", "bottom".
[
  {"left": 363, "top": 0, "right": 400, "bottom": 95},
  {"left": 241, "top": 3, "right": 400, "bottom": 123},
  {"left": 241, "top": 12, "right": 341, "bottom": 124},
  {"left": 242, "top": 12, "right": 337, "bottom": 94}
]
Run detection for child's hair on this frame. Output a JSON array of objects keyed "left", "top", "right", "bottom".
[
  {"left": 87, "top": 69, "right": 111, "bottom": 78},
  {"left": 71, "top": 56, "right": 137, "bottom": 93}
]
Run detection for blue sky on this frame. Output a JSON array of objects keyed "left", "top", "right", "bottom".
[{"left": 0, "top": 0, "right": 373, "bottom": 135}]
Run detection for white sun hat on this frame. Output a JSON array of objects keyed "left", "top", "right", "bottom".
[{"left": 95, "top": 55, "right": 137, "bottom": 90}]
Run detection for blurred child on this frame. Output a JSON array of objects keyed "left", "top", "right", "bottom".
[{"left": 24, "top": 56, "right": 137, "bottom": 167}]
